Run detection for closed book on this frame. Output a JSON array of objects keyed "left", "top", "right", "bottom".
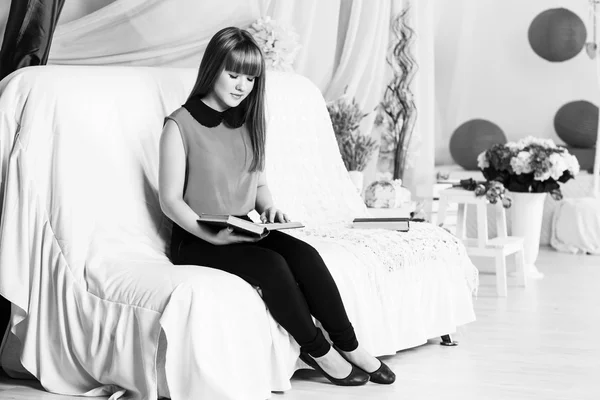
[
  {"left": 197, "top": 214, "right": 304, "bottom": 238},
  {"left": 351, "top": 217, "right": 410, "bottom": 232}
]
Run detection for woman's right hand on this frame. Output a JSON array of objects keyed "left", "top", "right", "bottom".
[{"left": 210, "top": 227, "right": 261, "bottom": 245}]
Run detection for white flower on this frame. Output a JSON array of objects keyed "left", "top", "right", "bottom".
[
  {"left": 248, "top": 17, "right": 301, "bottom": 72},
  {"left": 534, "top": 169, "right": 552, "bottom": 181},
  {"left": 563, "top": 152, "right": 580, "bottom": 176},
  {"left": 547, "top": 152, "right": 567, "bottom": 180},
  {"left": 477, "top": 151, "right": 489, "bottom": 169},
  {"left": 506, "top": 141, "right": 522, "bottom": 151},
  {"left": 510, "top": 151, "right": 533, "bottom": 174},
  {"left": 516, "top": 136, "right": 557, "bottom": 149}
]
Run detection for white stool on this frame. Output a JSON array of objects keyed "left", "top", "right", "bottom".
[{"left": 436, "top": 188, "right": 527, "bottom": 297}]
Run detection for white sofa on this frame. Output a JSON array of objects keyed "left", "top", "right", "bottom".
[{"left": 0, "top": 66, "right": 478, "bottom": 400}]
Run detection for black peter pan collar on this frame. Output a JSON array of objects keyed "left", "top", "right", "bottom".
[{"left": 182, "top": 96, "right": 246, "bottom": 128}]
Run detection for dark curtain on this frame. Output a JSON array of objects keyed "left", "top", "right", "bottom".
[
  {"left": 0, "top": 0, "right": 66, "bottom": 82},
  {"left": 0, "top": 0, "right": 65, "bottom": 352}
]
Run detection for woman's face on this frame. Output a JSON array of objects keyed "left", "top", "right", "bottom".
[{"left": 208, "top": 69, "right": 256, "bottom": 111}]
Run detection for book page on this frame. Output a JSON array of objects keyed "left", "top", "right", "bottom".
[{"left": 257, "top": 221, "right": 304, "bottom": 230}]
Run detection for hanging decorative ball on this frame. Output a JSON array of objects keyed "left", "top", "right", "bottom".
[
  {"left": 566, "top": 147, "right": 596, "bottom": 172},
  {"left": 528, "top": 8, "right": 587, "bottom": 62},
  {"left": 585, "top": 42, "right": 598, "bottom": 59},
  {"left": 449, "top": 119, "right": 507, "bottom": 170},
  {"left": 554, "top": 100, "right": 598, "bottom": 148}
]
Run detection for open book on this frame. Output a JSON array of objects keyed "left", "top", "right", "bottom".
[
  {"left": 351, "top": 217, "right": 410, "bottom": 232},
  {"left": 197, "top": 214, "right": 305, "bottom": 239}
]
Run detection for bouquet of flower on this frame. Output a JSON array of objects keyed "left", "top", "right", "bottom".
[
  {"left": 247, "top": 16, "right": 301, "bottom": 72},
  {"left": 477, "top": 136, "right": 580, "bottom": 200},
  {"left": 327, "top": 96, "right": 378, "bottom": 172}
]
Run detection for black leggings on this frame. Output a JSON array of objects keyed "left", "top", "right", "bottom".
[{"left": 170, "top": 222, "right": 359, "bottom": 357}]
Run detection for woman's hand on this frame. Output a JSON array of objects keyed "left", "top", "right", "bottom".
[
  {"left": 260, "top": 207, "right": 291, "bottom": 223},
  {"left": 211, "top": 227, "right": 261, "bottom": 245}
]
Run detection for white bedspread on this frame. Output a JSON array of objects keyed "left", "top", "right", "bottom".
[{"left": 0, "top": 66, "right": 477, "bottom": 400}]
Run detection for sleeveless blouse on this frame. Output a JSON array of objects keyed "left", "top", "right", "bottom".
[{"left": 165, "top": 107, "right": 259, "bottom": 216}]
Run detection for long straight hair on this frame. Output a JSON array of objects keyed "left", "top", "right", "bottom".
[{"left": 187, "top": 27, "right": 266, "bottom": 172}]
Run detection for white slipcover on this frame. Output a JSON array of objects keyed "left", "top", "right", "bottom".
[
  {"left": 550, "top": 198, "right": 600, "bottom": 255},
  {"left": 0, "top": 66, "right": 477, "bottom": 400}
]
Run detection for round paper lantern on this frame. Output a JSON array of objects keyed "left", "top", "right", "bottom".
[
  {"left": 450, "top": 119, "right": 507, "bottom": 170},
  {"left": 554, "top": 101, "right": 598, "bottom": 148},
  {"left": 528, "top": 8, "right": 587, "bottom": 62},
  {"left": 566, "top": 147, "right": 595, "bottom": 172}
]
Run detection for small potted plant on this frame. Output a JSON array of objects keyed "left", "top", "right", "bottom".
[{"left": 327, "top": 96, "right": 379, "bottom": 192}]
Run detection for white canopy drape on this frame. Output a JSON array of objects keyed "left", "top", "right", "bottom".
[
  {"left": 400, "top": 0, "right": 435, "bottom": 200},
  {"left": 48, "top": 0, "right": 391, "bottom": 101},
  {"left": 48, "top": 0, "right": 264, "bottom": 67},
  {"left": 2, "top": 0, "right": 435, "bottom": 198}
]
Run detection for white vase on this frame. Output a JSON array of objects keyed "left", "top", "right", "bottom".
[
  {"left": 348, "top": 171, "right": 364, "bottom": 194},
  {"left": 510, "top": 192, "right": 546, "bottom": 279}
]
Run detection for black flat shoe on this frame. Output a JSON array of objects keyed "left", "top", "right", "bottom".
[
  {"left": 299, "top": 352, "right": 369, "bottom": 386},
  {"left": 333, "top": 345, "right": 396, "bottom": 385},
  {"left": 362, "top": 359, "right": 396, "bottom": 384}
]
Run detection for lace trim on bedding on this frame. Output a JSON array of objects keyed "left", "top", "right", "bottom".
[{"left": 286, "top": 222, "right": 479, "bottom": 295}]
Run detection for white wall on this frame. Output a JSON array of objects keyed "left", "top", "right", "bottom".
[{"left": 435, "top": 0, "right": 599, "bottom": 165}]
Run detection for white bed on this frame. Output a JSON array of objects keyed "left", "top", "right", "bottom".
[{"left": 0, "top": 66, "right": 478, "bottom": 400}]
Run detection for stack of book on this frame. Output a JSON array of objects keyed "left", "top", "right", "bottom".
[{"left": 351, "top": 217, "right": 410, "bottom": 232}]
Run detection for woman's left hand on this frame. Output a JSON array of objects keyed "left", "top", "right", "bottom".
[{"left": 260, "top": 207, "right": 290, "bottom": 223}]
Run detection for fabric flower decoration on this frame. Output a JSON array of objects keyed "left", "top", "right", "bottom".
[
  {"left": 248, "top": 16, "right": 301, "bottom": 72},
  {"left": 510, "top": 151, "right": 533, "bottom": 175}
]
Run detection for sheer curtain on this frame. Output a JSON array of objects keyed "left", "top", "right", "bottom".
[
  {"left": 49, "top": 0, "right": 391, "bottom": 103},
  {"left": 267, "top": 0, "right": 435, "bottom": 198},
  {"left": 398, "top": 0, "right": 435, "bottom": 200},
  {"left": 48, "top": 0, "right": 263, "bottom": 66},
  {"left": 595, "top": 27, "right": 600, "bottom": 198},
  {"left": 265, "top": 0, "right": 342, "bottom": 92},
  {"left": 42, "top": 0, "right": 435, "bottom": 196},
  {"left": 267, "top": 0, "right": 392, "bottom": 187},
  {"left": 594, "top": 0, "right": 600, "bottom": 198}
]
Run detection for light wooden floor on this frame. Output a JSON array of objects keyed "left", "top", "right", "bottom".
[{"left": 1, "top": 247, "right": 599, "bottom": 400}]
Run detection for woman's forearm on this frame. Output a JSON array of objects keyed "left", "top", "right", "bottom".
[
  {"left": 160, "top": 197, "right": 216, "bottom": 243},
  {"left": 255, "top": 184, "right": 274, "bottom": 214}
]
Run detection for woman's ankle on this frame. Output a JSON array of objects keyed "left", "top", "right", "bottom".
[
  {"left": 333, "top": 343, "right": 359, "bottom": 355},
  {"left": 336, "top": 345, "right": 382, "bottom": 373},
  {"left": 312, "top": 347, "right": 352, "bottom": 378},
  {"left": 311, "top": 345, "right": 334, "bottom": 359}
]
